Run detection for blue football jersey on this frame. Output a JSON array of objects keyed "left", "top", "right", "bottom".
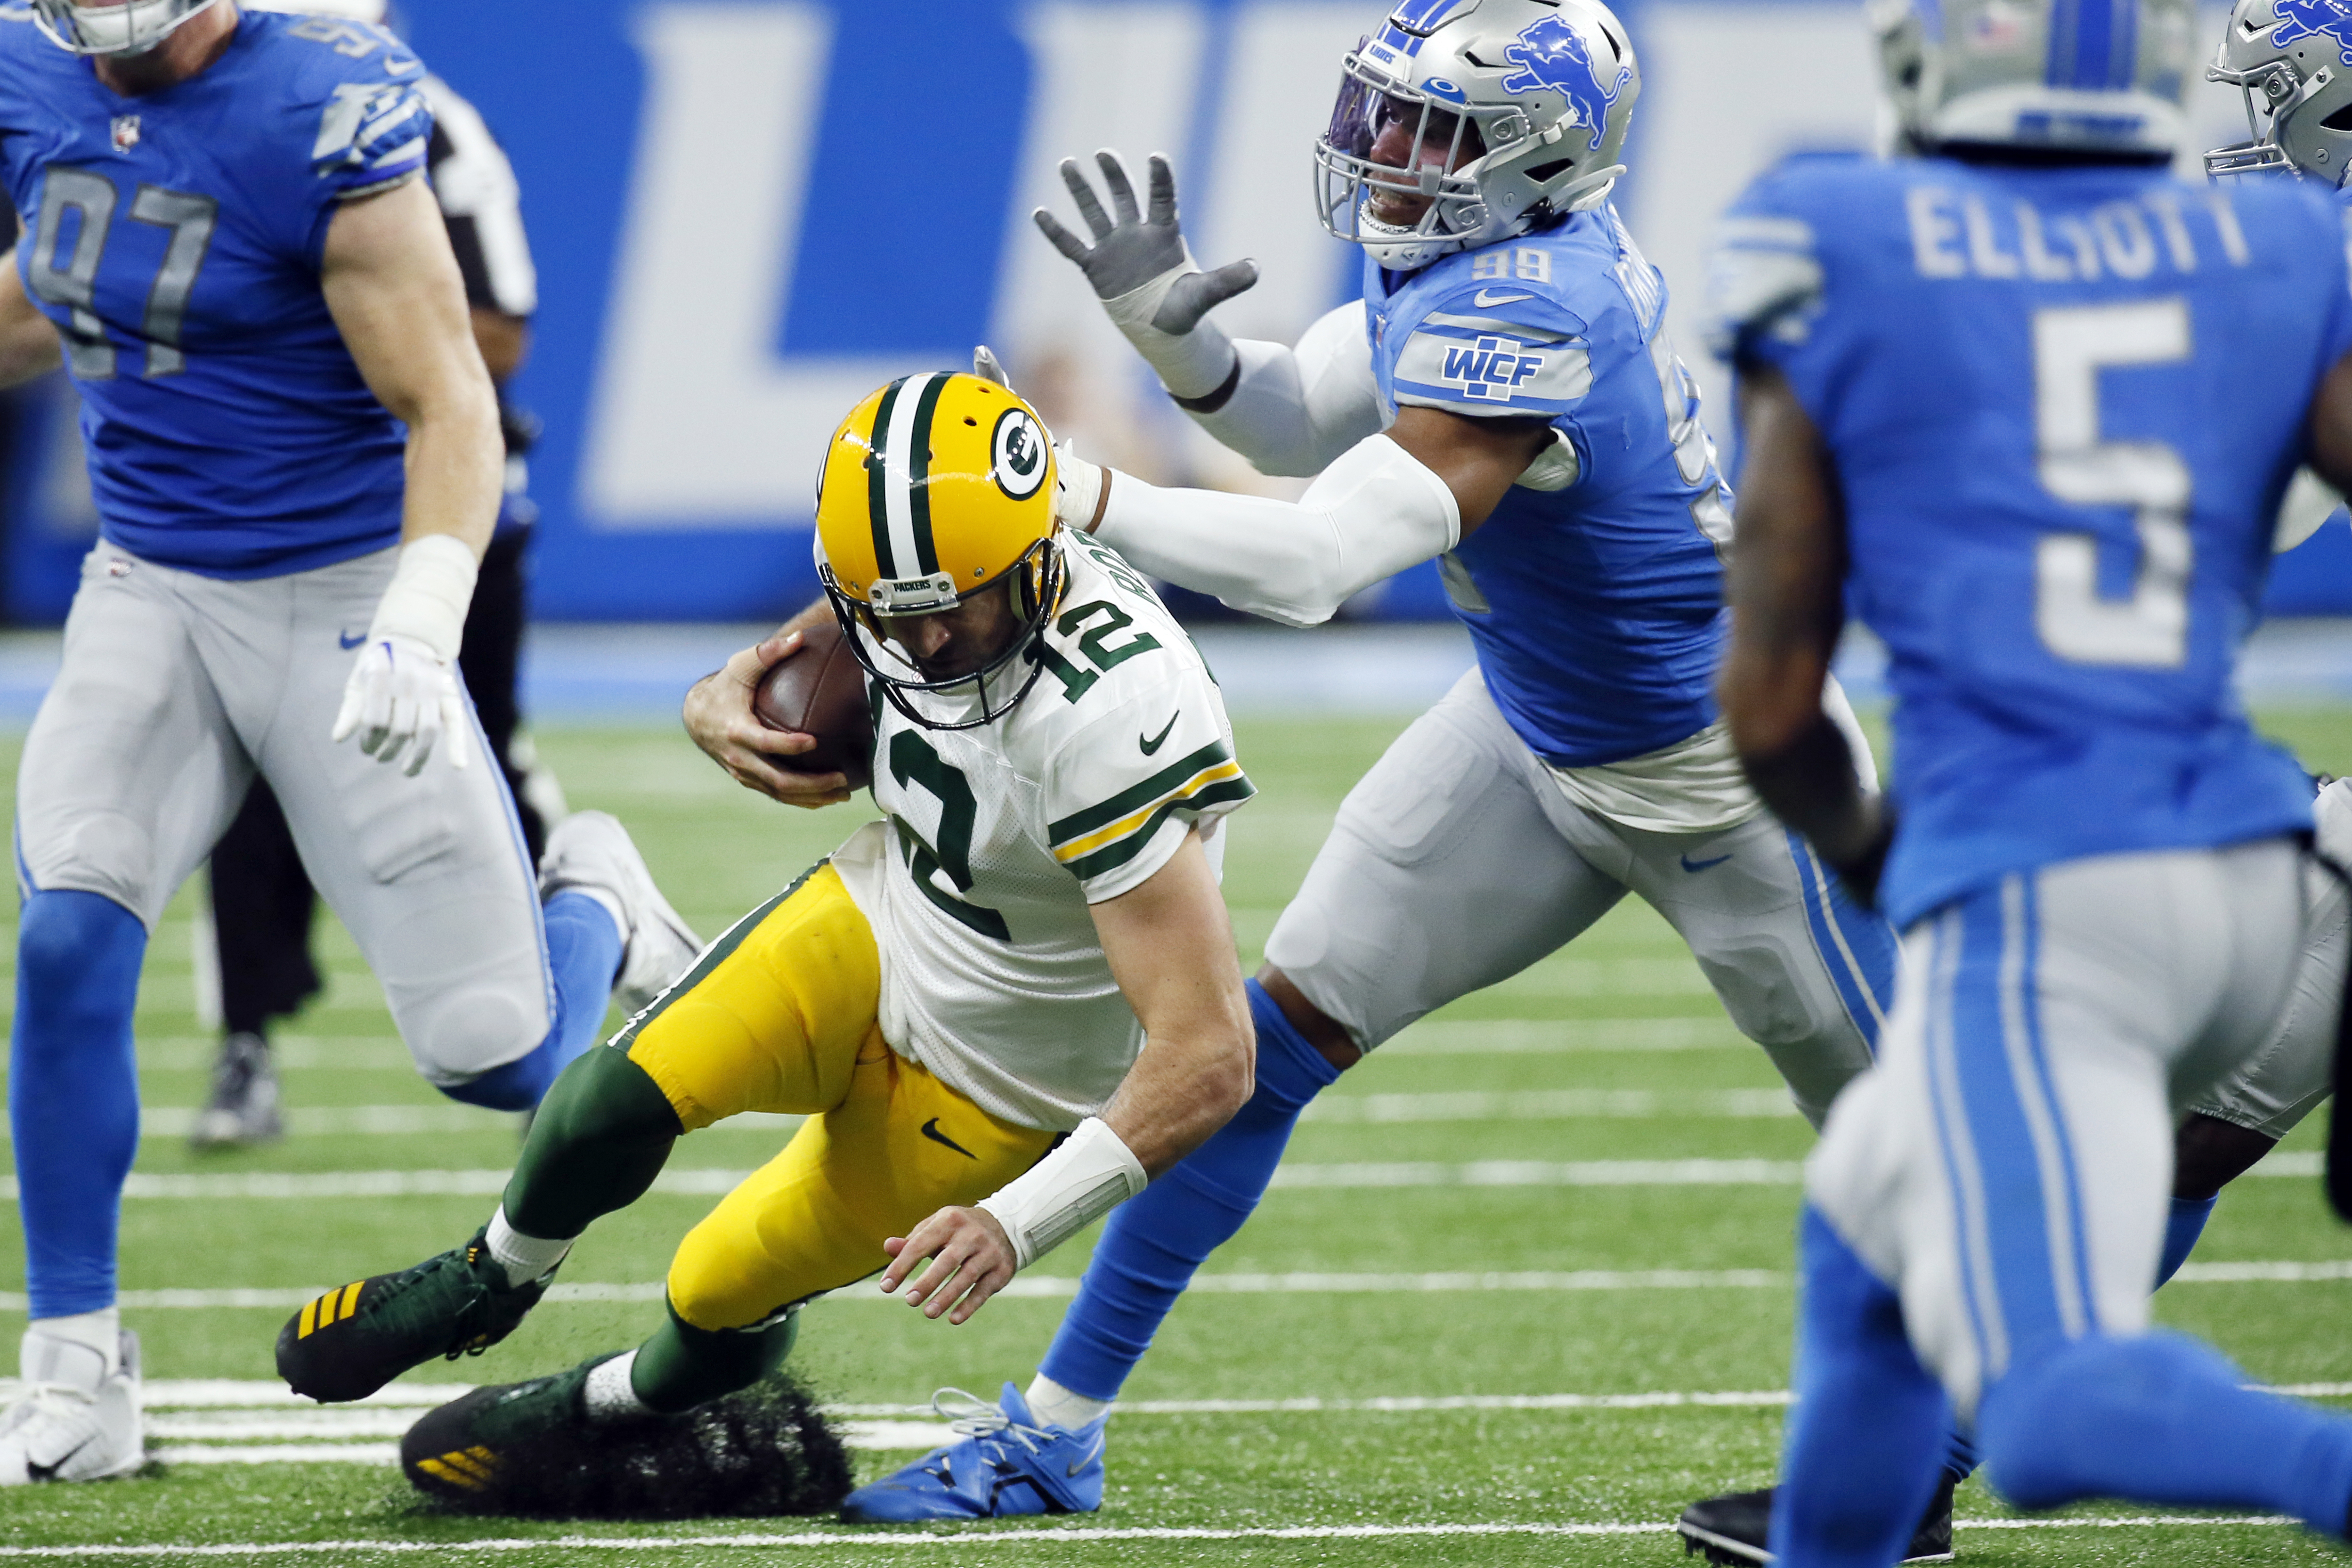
[
  {"left": 1365, "top": 203, "right": 1738, "bottom": 768},
  {"left": 0, "top": 7, "right": 432, "bottom": 578},
  {"left": 1711, "top": 153, "right": 2347, "bottom": 927}
]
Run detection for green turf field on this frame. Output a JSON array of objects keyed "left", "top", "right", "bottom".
[{"left": 2, "top": 710, "right": 2351, "bottom": 1564}]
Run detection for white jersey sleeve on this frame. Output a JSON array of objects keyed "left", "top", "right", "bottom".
[{"left": 1040, "top": 539, "right": 1254, "bottom": 900}]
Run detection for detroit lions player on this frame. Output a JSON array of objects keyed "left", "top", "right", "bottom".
[
  {"left": 0, "top": 0, "right": 695, "bottom": 1484},
  {"left": 1708, "top": 0, "right": 2352, "bottom": 1559},
  {"left": 842, "top": 0, "right": 1907, "bottom": 1521}
]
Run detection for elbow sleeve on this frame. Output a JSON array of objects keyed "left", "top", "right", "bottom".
[
  {"left": 1180, "top": 303, "right": 1385, "bottom": 477},
  {"left": 1095, "top": 434, "right": 1459, "bottom": 627}
]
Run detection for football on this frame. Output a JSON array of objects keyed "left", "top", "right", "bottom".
[{"left": 751, "top": 619, "right": 875, "bottom": 791}]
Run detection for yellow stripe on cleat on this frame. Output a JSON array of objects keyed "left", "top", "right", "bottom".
[
  {"left": 416, "top": 1457, "right": 484, "bottom": 1491},
  {"left": 297, "top": 1296, "right": 321, "bottom": 1338},
  {"left": 335, "top": 1281, "right": 363, "bottom": 1323}
]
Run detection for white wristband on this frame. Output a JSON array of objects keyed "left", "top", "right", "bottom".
[
  {"left": 1100, "top": 251, "right": 1238, "bottom": 402},
  {"left": 976, "top": 1117, "right": 1148, "bottom": 1270},
  {"left": 367, "top": 534, "right": 480, "bottom": 664}
]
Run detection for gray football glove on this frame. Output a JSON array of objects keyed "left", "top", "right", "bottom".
[{"left": 1033, "top": 151, "right": 1255, "bottom": 400}]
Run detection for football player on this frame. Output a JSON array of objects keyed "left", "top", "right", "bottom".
[
  {"left": 844, "top": 0, "right": 1912, "bottom": 1522},
  {"left": 1674, "top": 4, "right": 2352, "bottom": 1556},
  {"left": 0, "top": 0, "right": 696, "bottom": 1484},
  {"left": 191, "top": 0, "right": 562, "bottom": 1152},
  {"left": 1709, "top": 0, "right": 2352, "bottom": 1558},
  {"left": 274, "top": 374, "right": 1259, "bottom": 1520}
]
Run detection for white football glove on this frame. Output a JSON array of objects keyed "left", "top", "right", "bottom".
[
  {"left": 334, "top": 633, "right": 470, "bottom": 776},
  {"left": 333, "top": 534, "right": 478, "bottom": 777}
]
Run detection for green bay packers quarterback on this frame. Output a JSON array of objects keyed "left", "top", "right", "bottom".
[{"left": 273, "top": 371, "right": 1256, "bottom": 1515}]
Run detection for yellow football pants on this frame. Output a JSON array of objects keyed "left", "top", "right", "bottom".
[{"left": 617, "top": 862, "right": 1055, "bottom": 1330}]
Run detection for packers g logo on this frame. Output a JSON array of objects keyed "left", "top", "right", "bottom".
[{"left": 991, "top": 408, "right": 1048, "bottom": 500}]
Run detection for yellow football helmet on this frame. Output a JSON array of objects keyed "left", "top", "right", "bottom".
[{"left": 813, "top": 372, "right": 1066, "bottom": 729}]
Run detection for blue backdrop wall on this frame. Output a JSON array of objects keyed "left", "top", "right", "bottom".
[{"left": 3, "top": 0, "right": 2345, "bottom": 622}]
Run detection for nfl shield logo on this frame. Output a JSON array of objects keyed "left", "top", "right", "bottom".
[{"left": 111, "top": 116, "right": 140, "bottom": 153}]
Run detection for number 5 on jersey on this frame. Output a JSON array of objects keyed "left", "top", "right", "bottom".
[{"left": 2033, "top": 298, "right": 2193, "bottom": 669}]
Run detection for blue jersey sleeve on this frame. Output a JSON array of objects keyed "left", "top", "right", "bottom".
[
  {"left": 2324, "top": 200, "right": 2352, "bottom": 377},
  {"left": 1702, "top": 158, "right": 1836, "bottom": 374},
  {"left": 1388, "top": 274, "right": 1594, "bottom": 419},
  {"left": 265, "top": 13, "right": 434, "bottom": 260}
]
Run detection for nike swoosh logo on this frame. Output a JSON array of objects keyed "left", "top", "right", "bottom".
[
  {"left": 1067, "top": 1433, "right": 1106, "bottom": 1475},
  {"left": 920, "top": 1117, "right": 977, "bottom": 1159},
  {"left": 339, "top": 631, "right": 368, "bottom": 650},
  {"left": 1680, "top": 853, "right": 1733, "bottom": 874},
  {"left": 25, "top": 1436, "right": 93, "bottom": 1483},
  {"left": 1472, "top": 289, "right": 1535, "bottom": 308},
  {"left": 1139, "top": 712, "right": 1180, "bottom": 755}
]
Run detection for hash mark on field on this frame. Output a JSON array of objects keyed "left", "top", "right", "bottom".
[{"left": 0, "top": 1517, "right": 2304, "bottom": 1555}]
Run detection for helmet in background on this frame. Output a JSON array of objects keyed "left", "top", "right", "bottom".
[{"left": 1870, "top": 0, "right": 2199, "bottom": 161}]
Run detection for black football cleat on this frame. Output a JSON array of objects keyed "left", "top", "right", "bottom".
[
  {"left": 1676, "top": 1475, "right": 1955, "bottom": 1564},
  {"left": 275, "top": 1229, "right": 553, "bottom": 1403},
  {"left": 402, "top": 1355, "right": 612, "bottom": 1505},
  {"left": 402, "top": 1360, "right": 856, "bottom": 1519}
]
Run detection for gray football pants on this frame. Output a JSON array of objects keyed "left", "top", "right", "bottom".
[
  {"left": 1807, "top": 842, "right": 2304, "bottom": 1418},
  {"left": 1263, "top": 670, "right": 1892, "bottom": 1125},
  {"left": 2183, "top": 776, "right": 2351, "bottom": 1140},
  {"left": 15, "top": 544, "right": 553, "bottom": 1084}
]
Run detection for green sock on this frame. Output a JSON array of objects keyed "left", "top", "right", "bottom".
[
  {"left": 630, "top": 1301, "right": 800, "bottom": 1414},
  {"left": 502, "top": 1045, "right": 683, "bottom": 1241}
]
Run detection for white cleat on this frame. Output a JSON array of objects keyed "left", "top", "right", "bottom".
[
  {"left": 0, "top": 1329, "right": 143, "bottom": 1485},
  {"left": 539, "top": 809, "right": 702, "bottom": 1014}
]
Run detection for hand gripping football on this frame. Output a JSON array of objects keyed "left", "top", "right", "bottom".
[{"left": 751, "top": 621, "right": 875, "bottom": 791}]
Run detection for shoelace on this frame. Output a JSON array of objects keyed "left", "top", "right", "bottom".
[{"left": 929, "top": 1387, "right": 1049, "bottom": 1458}]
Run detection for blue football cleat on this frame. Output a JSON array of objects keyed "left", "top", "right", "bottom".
[{"left": 840, "top": 1383, "right": 1106, "bottom": 1522}]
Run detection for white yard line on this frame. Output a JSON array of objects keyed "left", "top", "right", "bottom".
[
  {"left": 13, "top": 1255, "right": 2349, "bottom": 1316},
  {"left": 142, "top": 1380, "right": 2352, "bottom": 1420},
  {"left": 15, "top": 1151, "right": 2310, "bottom": 1201},
  {"left": 0, "top": 1517, "right": 2303, "bottom": 1556}
]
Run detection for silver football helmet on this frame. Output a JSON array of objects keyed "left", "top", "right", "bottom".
[
  {"left": 1314, "top": 0, "right": 1639, "bottom": 272},
  {"left": 30, "top": 0, "right": 231, "bottom": 55},
  {"left": 2207, "top": 0, "right": 2352, "bottom": 184},
  {"left": 1871, "top": 0, "right": 2199, "bottom": 160}
]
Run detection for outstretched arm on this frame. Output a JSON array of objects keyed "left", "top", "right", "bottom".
[
  {"left": 1717, "top": 364, "right": 1889, "bottom": 900},
  {"left": 1037, "top": 152, "right": 1386, "bottom": 476},
  {"left": 876, "top": 829, "right": 1254, "bottom": 1323},
  {"left": 1061, "top": 404, "right": 1554, "bottom": 627}
]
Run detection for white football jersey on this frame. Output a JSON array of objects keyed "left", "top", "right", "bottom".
[{"left": 829, "top": 536, "right": 1253, "bottom": 1131}]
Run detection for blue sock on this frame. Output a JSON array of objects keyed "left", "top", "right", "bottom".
[
  {"left": 1037, "top": 978, "right": 1342, "bottom": 1401},
  {"left": 1981, "top": 1330, "right": 2352, "bottom": 1533},
  {"left": 12, "top": 891, "right": 147, "bottom": 1319},
  {"left": 2155, "top": 1194, "right": 2217, "bottom": 1288},
  {"left": 441, "top": 891, "right": 622, "bottom": 1112},
  {"left": 1771, "top": 1207, "right": 1952, "bottom": 1568},
  {"left": 1929, "top": 1191, "right": 2219, "bottom": 1485}
]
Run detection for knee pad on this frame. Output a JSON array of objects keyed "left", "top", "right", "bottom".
[{"left": 407, "top": 986, "right": 546, "bottom": 1089}]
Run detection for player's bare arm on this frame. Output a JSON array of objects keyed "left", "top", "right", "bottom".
[
  {"left": 0, "top": 262, "right": 61, "bottom": 388},
  {"left": 1716, "top": 363, "right": 1887, "bottom": 900},
  {"left": 682, "top": 597, "right": 853, "bottom": 808},
  {"left": 880, "top": 827, "right": 1253, "bottom": 1325},
  {"left": 321, "top": 177, "right": 502, "bottom": 560},
  {"left": 321, "top": 176, "right": 506, "bottom": 775},
  {"left": 471, "top": 308, "right": 529, "bottom": 384},
  {"left": 2306, "top": 346, "right": 2352, "bottom": 498}
]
